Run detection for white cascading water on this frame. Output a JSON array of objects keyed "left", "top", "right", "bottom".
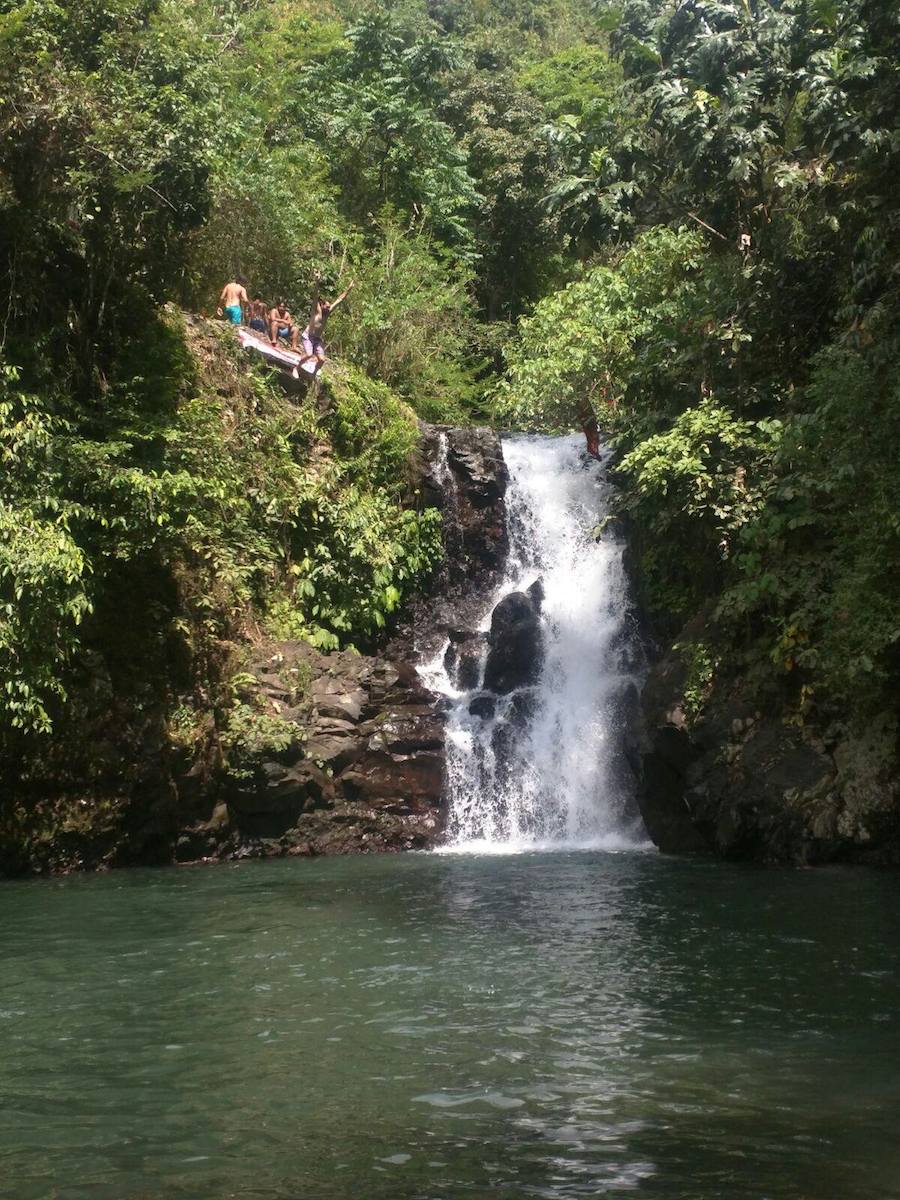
[{"left": 422, "top": 433, "right": 647, "bottom": 853}]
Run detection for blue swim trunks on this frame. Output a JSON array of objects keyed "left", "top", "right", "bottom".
[{"left": 224, "top": 303, "right": 242, "bottom": 325}]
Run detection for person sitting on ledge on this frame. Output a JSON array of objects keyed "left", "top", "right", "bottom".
[
  {"left": 217, "top": 277, "right": 248, "bottom": 325},
  {"left": 298, "top": 270, "right": 355, "bottom": 374},
  {"left": 268, "top": 299, "right": 296, "bottom": 349},
  {"left": 248, "top": 295, "right": 268, "bottom": 334}
]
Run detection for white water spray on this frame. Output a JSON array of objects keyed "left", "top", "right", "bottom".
[{"left": 422, "top": 434, "right": 647, "bottom": 853}]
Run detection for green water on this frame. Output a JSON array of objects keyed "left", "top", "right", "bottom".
[{"left": 2, "top": 851, "right": 899, "bottom": 1199}]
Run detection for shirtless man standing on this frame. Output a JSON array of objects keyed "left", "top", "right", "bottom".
[
  {"left": 298, "top": 271, "right": 355, "bottom": 373},
  {"left": 217, "top": 277, "right": 248, "bottom": 325},
  {"left": 268, "top": 300, "right": 295, "bottom": 348}
]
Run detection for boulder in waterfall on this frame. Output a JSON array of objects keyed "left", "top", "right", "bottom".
[
  {"left": 469, "top": 694, "right": 496, "bottom": 720},
  {"left": 508, "top": 689, "right": 538, "bottom": 729},
  {"left": 444, "top": 630, "right": 488, "bottom": 691},
  {"left": 482, "top": 590, "right": 543, "bottom": 694}
]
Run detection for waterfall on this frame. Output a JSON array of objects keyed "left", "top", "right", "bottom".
[{"left": 422, "top": 434, "right": 647, "bottom": 853}]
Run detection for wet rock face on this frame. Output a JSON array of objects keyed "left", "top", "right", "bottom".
[
  {"left": 483, "top": 588, "right": 544, "bottom": 695},
  {"left": 175, "top": 641, "right": 447, "bottom": 861},
  {"left": 444, "top": 630, "right": 488, "bottom": 691},
  {"left": 419, "top": 424, "right": 508, "bottom": 584},
  {"left": 396, "top": 424, "right": 510, "bottom": 663},
  {"left": 637, "top": 620, "right": 900, "bottom": 864}
]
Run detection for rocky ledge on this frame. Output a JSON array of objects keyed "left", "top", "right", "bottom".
[
  {"left": 174, "top": 641, "right": 446, "bottom": 863},
  {"left": 637, "top": 633, "right": 900, "bottom": 865}
]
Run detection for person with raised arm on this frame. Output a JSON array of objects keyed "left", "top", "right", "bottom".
[{"left": 298, "top": 271, "right": 355, "bottom": 374}]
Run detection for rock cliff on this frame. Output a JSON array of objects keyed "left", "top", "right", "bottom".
[
  {"left": 636, "top": 626, "right": 900, "bottom": 865},
  {"left": 174, "top": 641, "right": 446, "bottom": 863},
  {"left": 392, "top": 424, "right": 508, "bottom": 661}
]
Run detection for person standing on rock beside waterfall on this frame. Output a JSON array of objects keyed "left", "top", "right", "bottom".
[
  {"left": 298, "top": 270, "right": 355, "bottom": 374},
  {"left": 582, "top": 414, "right": 600, "bottom": 460},
  {"left": 217, "top": 277, "right": 248, "bottom": 326}
]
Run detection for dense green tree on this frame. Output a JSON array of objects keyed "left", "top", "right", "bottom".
[
  {"left": 0, "top": 0, "right": 222, "bottom": 390},
  {"left": 289, "top": 10, "right": 480, "bottom": 248},
  {"left": 441, "top": 69, "right": 565, "bottom": 317},
  {"left": 501, "top": 0, "right": 900, "bottom": 720}
]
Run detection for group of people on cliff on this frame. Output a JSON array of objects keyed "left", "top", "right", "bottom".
[
  {"left": 217, "top": 272, "right": 354, "bottom": 374},
  {"left": 218, "top": 270, "right": 601, "bottom": 459}
]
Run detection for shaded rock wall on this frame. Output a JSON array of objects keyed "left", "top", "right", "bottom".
[
  {"left": 637, "top": 629, "right": 900, "bottom": 865},
  {"left": 392, "top": 424, "right": 508, "bottom": 661},
  {"left": 175, "top": 642, "right": 446, "bottom": 863},
  {"left": 419, "top": 423, "right": 508, "bottom": 586}
]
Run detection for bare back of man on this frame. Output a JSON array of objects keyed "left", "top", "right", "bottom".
[
  {"left": 218, "top": 279, "right": 248, "bottom": 325},
  {"left": 248, "top": 296, "right": 268, "bottom": 333}
]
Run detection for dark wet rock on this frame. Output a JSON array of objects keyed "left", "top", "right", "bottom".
[
  {"left": 484, "top": 691, "right": 538, "bottom": 784},
  {"left": 483, "top": 591, "right": 543, "bottom": 695},
  {"left": 174, "top": 830, "right": 212, "bottom": 863},
  {"left": 389, "top": 424, "right": 509, "bottom": 663},
  {"left": 469, "top": 695, "right": 496, "bottom": 720},
  {"left": 420, "top": 424, "right": 507, "bottom": 580},
  {"left": 604, "top": 678, "right": 644, "bottom": 829},
  {"left": 637, "top": 618, "right": 900, "bottom": 864},
  {"left": 341, "top": 749, "right": 443, "bottom": 810},
  {"left": 311, "top": 683, "right": 366, "bottom": 723},
  {"left": 508, "top": 689, "right": 538, "bottom": 729},
  {"left": 286, "top": 800, "right": 442, "bottom": 854},
  {"left": 490, "top": 718, "right": 523, "bottom": 791},
  {"left": 360, "top": 705, "right": 444, "bottom": 754},
  {"left": 444, "top": 631, "right": 488, "bottom": 691},
  {"left": 200, "top": 641, "right": 448, "bottom": 855},
  {"left": 302, "top": 731, "right": 365, "bottom": 772},
  {"left": 229, "top": 759, "right": 333, "bottom": 817}
]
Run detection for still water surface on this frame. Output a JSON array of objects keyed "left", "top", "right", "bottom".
[{"left": 2, "top": 851, "right": 899, "bottom": 1199}]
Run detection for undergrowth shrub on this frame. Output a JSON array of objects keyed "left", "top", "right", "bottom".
[{"left": 0, "top": 312, "right": 441, "bottom": 734}]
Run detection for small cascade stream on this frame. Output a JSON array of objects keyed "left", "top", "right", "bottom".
[{"left": 422, "top": 433, "right": 647, "bottom": 852}]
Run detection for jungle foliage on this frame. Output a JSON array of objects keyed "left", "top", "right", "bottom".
[
  {"left": 0, "top": 0, "right": 605, "bottom": 742},
  {"left": 498, "top": 0, "right": 900, "bottom": 726},
  {"left": 0, "top": 0, "right": 897, "bottom": 751}
]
